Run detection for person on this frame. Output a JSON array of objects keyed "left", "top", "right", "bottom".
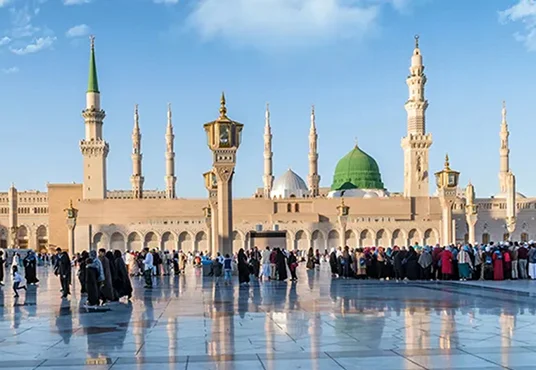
[
  {"left": 306, "top": 247, "right": 315, "bottom": 270},
  {"left": 275, "top": 248, "right": 288, "bottom": 281},
  {"left": 85, "top": 257, "right": 100, "bottom": 307},
  {"left": 172, "top": 250, "right": 179, "bottom": 275},
  {"left": 98, "top": 249, "right": 116, "bottom": 302},
  {"left": 55, "top": 248, "right": 71, "bottom": 298},
  {"left": 113, "top": 250, "right": 133, "bottom": 300},
  {"left": 12, "top": 265, "right": 26, "bottom": 298},
  {"left": 212, "top": 253, "right": 223, "bottom": 286},
  {"left": 457, "top": 245, "right": 473, "bottom": 281},
  {"left": 287, "top": 251, "right": 298, "bottom": 281},
  {"left": 142, "top": 247, "right": 153, "bottom": 288},
  {"left": 23, "top": 251, "right": 39, "bottom": 285},
  {"left": 0, "top": 250, "right": 5, "bottom": 286},
  {"left": 418, "top": 247, "right": 433, "bottom": 280},
  {"left": 329, "top": 248, "right": 339, "bottom": 277},
  {"left": 493, "top": 249, "right": 504, "bottom": 281},
  {"left": 261, "top": 246, "right": 271, "bottom": 281},
  {"left": 237, "top": 248, "right": 250, "bottom": 286},
  {"left": 223, "top": 254, "right": 233, "bottom": 285},
  {"left": 404, "top": 246, "right": 420, "bottom": 280},
  {"left": 440, "top": 246, "right": 454, "bottom": 280},
  {"left": 78, "top": 251, "right": 89, "bottom": 294},
  {"left": 162, "top": 251, "right": 171, "bottom": 276}
]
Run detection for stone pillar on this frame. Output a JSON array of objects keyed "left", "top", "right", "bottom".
[
  {"left": 8, "top": 184, "right": 18, "bottom": 248},
  {"left": 466, "top": 214, "right": 477, "bottom": 245},
  {"left": 67, "top": 220, "right": 76, "bottom": 256},
  {"left": 215, "top": 167, "right": 234, "bottom": 256},
  {"left": 435, "top": 154, "right": 459, "bottom": 246},
  {"left": 337, "top": 199, "right": 350, "bottom": 248}
]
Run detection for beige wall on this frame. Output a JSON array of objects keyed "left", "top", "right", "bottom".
[{"left": 47, "top": 183, "right": 83, "bottom": 250}]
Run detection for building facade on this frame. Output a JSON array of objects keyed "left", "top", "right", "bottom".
[{"left": 0, "top": 36, "right": 532, "bottom": 254}]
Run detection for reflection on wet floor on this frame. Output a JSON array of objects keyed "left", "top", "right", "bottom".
[{"left": 0, "top": 267, "right": 536, "bottom": 369}]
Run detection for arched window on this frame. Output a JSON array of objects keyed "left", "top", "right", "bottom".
[
  {"left": 294, "top": 203, "right": 300, "bottom": 213},
  {"left": 482, "top": 233, "right": 490, "bottom": 244},
  {"left": 287, "top": 203, "right": 292, "bottom": 213}
]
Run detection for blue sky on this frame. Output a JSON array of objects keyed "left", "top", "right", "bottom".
[{"left": 0, "top": 0, "right": 535, "bottom": 198}]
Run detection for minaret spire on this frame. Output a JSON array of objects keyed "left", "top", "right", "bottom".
[
  {"left": 499, "top": 100, "right": 510, "bottom": 194},
  {"left": 263, "top": 103, "right": 274, "bottom": 198},
  {"left": 401, "top": 35, "right": 432, "bottom": 197},
  {"left": 165, "top": 103, "right": 177, "bottom": 199},
  {"left": 80, "top": 35, "right": 108, "bottom": 199},
  {"left": 308, "top": 104, "right": 320, "bottom": 197},
  {"left": 131, "top": 104, "right": 144, "bottom": 199}
]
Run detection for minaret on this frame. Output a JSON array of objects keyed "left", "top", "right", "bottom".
[
  {"left": 499, "top": 101, "right": 510, "bottom": 194},
  {"left": 401, "top": 35, "right": 433, "bottom": 197},
  {"left": 308, "top": 105, "right": 320, "bottom": 197},
  {"left": 263, "top": 103, "right": 274, "bottom": 198},
  {"left": 165, "top": 103, "right": 177, "bottom": 199},
  {"left": 80, "top": 36, "right": 109, "bottom": 200},
  {"left": 130, "top": 104, "right": 144, "bottom": 199}
]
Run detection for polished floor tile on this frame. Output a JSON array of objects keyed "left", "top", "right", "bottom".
[{"left": 0, "top": 265, "right": 535, "bottom": 369}]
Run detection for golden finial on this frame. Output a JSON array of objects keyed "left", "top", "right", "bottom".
[
  {"left": 444, "top": 153, "right": 450, "bottom": 169},
  {"left": 354, "top": 137, "right": 358, "bottom": 148},
  {"left": 69, "top": 199, "right": 73, "bottom": 208},
  {"left": 219, "top": 92, "right": 227, "bottom": 117},
  {"left": 135, "top": 103, "right": 139, "bottom": 114},
  {"left": 312, "top": 104, "right": 315, "bottom": 115},
  {"left": 414, "top": 34, "right": 419, "bottom": 48},
  {"left": 341, "top": 197, "right": 345, "bottom": 207},
  {"left": 90, "top": 35, "right": 95, "bottom": 50}
]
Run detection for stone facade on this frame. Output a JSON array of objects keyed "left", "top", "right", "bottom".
[{"left": 0, "top": 36, "right": 532, "bottom": 254}]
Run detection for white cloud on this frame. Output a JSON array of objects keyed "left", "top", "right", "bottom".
[
  {"left": 0, "top": 36, "right": 11, "bottom": 45},
  {"left": 2, "top": 66, "right": 19, "bottom": 74},
  {"left": 63, "top": 0, "right": 92, "bottom": 5},
  {"left": 66, "top": 24, "right": 91, "bottom": 38},
  {"left": 187, "top": 0, "right": 380, "bottom": 49},
  {"left": 10, "top": 36, "right": 56, "bottom": 55},
  {"left": 0, "top": 0, "right": 10, "bottom": 8},
  {"left": 154, "top": 0, "right": 179, "bottom": 3},
  {"left": 499, "top": 0, "right": 536, "bottom": 51}
]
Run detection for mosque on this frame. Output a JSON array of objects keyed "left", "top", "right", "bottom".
[{"left": 0, "top": 36, "right": 531, "bottom": 255}]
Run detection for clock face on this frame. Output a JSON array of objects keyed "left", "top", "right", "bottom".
[
  {"left": 219, "top": 126, "right": 230, "bottom": 145},
  {"left": 448, "top": 173, "right": 456, "bottom": 186}
]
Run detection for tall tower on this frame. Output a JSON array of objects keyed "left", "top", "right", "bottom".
[
  {"left": 165, "top": 103, "right": 177, "bottom": 199},
  {"left": 308, "top": 105, "right": 320, "bottom": 197},
  {"left": 80, "top": 36, "right": 109, "bottom": 200},
  {"left": 401, "top": 35, "right": 432, "bottom": 197},
  {"left": 131, "top": 104, "right": 144, "bottom": 199},
  {"left": 263, "top": 103, "right": 274, "bottom": 198},
  {"left": 499, "top": 101, "right": 510, "bottom": 194}
]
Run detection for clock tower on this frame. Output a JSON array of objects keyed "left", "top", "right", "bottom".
[
  {"left": 435, "top": 154, "right": 460, "bottom": 246},
  {"left": 203, "top": 93, "right": 244, "bottom": 255}
]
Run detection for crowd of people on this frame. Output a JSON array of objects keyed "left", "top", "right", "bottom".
[
  {"left": 324, "top": 241, "right": 536, "bottom": 281},
  {"left": 1, "top": 240, "right": 536, "bottom": 302}
]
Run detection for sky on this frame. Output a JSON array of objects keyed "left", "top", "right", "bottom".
[{"left": 0, "top": 0, "right": 535, "bottom": 199}]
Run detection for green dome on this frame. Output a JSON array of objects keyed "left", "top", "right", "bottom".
[{"left": 331, "top": 145, "right": 384, "bottom": 190}]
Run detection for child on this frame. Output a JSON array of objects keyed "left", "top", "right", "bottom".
[
  {"left": 12, "top": 266, "right": 26, "bottom": 298},
  {"left": 223, "top": 254, "right": 233, "bottom": 285}
]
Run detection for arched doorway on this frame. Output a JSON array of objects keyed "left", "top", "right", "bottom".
[
  {"left": 521, "top": 232, "right": 529, "bottom": 242},
  {"left": 195, "top": 231, "right": 208, "bottom": 252},
  {"left": 294, "top": 230, "right": 308, "bottom": 251},
  {"left": 0, "top": 226, "right": 6, "bottom": 249},
  {"left": 232, "top": 231, "right": 242, "bottom": 253},
  {"left": 424, "top": 229, "right": 437, "bottom": 246},
  {"left": 93, "top": 232, "right": 106, "bottom": 251},
  {"left": 327, "top": 230, "right": 339, "bottom": 249},
  {"left": 161, "top": 232, "right": 176, "bottom": 251},
  {"left": 36, "top": 225, "right": 48, "bottom": 252},
  {"left": 110, "top": 232, "right": 126, "bottom": 252},
  {"left": 127, "top": 232, "right": 142, "bottom": 251},
  {"left": 311, "top": 230, "right": 325, "bottom": 251},
  {"left": 482, "top": 233, "right": 490, "bottom": 244},
  {"left": 345, "top": 230, "right": 357, "bottom": 248},
  {"left": 178, "top": 232, "right": 193, "bottom": 252},
  {"left": 144, "top": 232, "right": 159, "bottom": 250},
  {"left": 408, "top": 229, "right": 420, "bottom": 247},
  {"left": 376, "top": 229, "right": 388, "bottom": 247},
  {"left": 359, "top": 229, "right": 373, "bottom": 247},
  {"left": 392, "top": 229, "right": 404, "bottom": 247}
]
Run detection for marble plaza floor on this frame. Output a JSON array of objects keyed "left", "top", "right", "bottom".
[{"left": 1, "top": 267, "right": 536, "bottom": 370}]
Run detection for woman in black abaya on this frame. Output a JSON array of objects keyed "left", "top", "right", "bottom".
[
  {"left": 237, "top": 249, "right": 250, "bottom": 286},
  {"left": 85, "top": 258, "right": 100, "bottom": 307},
  {"left": 113, "top": 250, "right": 133, "bottom": 300},
  {"left": 276, "top": 249, "right": 288, "bottom": 281}
]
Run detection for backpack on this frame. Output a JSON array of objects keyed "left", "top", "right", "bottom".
[{"left": 485, "top": 255, "right": 493, "bottom": 265}]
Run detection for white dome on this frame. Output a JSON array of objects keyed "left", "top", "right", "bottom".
[{"left": 270, "top": 169, "right": 309, "bottom": 199}]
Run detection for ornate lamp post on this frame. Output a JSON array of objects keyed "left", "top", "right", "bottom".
[
  {"left": 336, "top": 198, "right": 350, "bottom": 248},
  {"left": 435, "top": 154, "right": 460, "bottom": 246},
  {"left": 64, "top": 200, "right": 78, "bottom": 256},
  {"left": 203, "top": 170, "right": 219, "bottom": 256},
  {"left": 203, "top": 93, "right": 244, "bottom": 256}
]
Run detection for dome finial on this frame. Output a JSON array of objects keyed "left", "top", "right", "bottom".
[
  {"left": 444, "top": 153, "right": 450, "bottom": 169},
  {"left": 219, "top": 91, "right": 227, "bottom": 118},
  {"left": 354, "top": 137, "right": 358, "bottom": 148},
  {"left": 414, "top": 34, "right": 420, "bottom": 48}
]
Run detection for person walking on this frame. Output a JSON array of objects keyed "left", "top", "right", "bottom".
[
  {"left": 0, "top": 250, "right": 5, "bottom": 286},
  {"left": 55, "top": 248, "right": 71, "bottom": 298},
  {"left": 142, "top": 248, "right": 153, "bottom": 288},
  {"left": 12, "top": 266, "right": 26, "bottom": 298}
]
